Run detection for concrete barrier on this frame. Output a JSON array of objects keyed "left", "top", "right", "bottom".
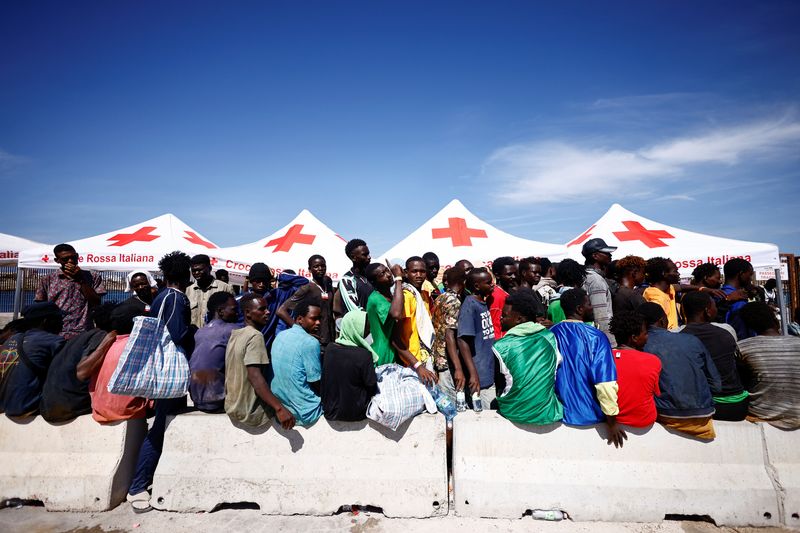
[
  {"left": 151, "top": 412, "right": 448, "bottom": 517},
  {"left": 0, "top": 415, "right": 147, "bottom": 511},
  {"left": 453, "top": 411, "right": 779, "bottom": 526},
  {"left": 761, "top": 424, "right": 800, "bottom": 526}
]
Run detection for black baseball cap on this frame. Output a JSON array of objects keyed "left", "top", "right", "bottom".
[{"left": 582, "top": 238, "right": 618, "bottom": 257}]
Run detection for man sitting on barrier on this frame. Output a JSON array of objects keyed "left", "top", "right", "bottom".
[
  {"left": 737, "top": 302, "right": 800, "bottom": 429},
  {"left": 395, "top": 256, "right": 437, "bottom": 381},
  {"left": 639, "top": 302, "right": 721, "bottom": 440},
  {"left": 1, "top": 302, "right": 66, "bottom": 418},
  {"left": 40, "top": 302, "right": 117, "bottom": 423},
  {"left": 493, "top": 288, "right": 563, "bottom": 425},
  {"left": 321, "top": 310, "right": 379, "bottom": 421},
  {"left": 189, "top": 292, "right": 241, "bottom": 413},
  {"left": 270, "top": 300, "right": 324, "bottom": 426},
  {"left": 680, "top": 291, "right": 749, "bottom": 421},
  {"left": 365, "top": 262, "right": 407, "bottom": 366},
  {"left": 551, "top": 288, "right": 625, "bottom": 447},
  {"left": 84, "top": 301, "right": 149, "bottom": 424},
  {"left": 224, "top": 293, "right": 295, "bottom": 429},
  {"left": 608, "top": 310, "right": 661, "bottom": 428}
]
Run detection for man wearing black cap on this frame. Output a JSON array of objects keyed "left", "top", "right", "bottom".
[
  {"left": 0, "top": 302, "right": 66, "bottom": 417},
  {"left": 582, "top": 238, "right": 617, "bottom": 346}
]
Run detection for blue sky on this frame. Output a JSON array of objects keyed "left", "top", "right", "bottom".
[{"left": 2, "top": 1, "right": 799, "bottom": 255}]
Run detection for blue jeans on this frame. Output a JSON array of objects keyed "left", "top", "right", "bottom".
[{"left": 128, "top": 397, "right": 183, "bottom": 495}]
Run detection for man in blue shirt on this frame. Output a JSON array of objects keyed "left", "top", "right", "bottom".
[
  {"left": 551, "top": 288, "right": 626, "bottom": 448},
  {"left": 457, "top": 268, "right": 496, "bottom": 409},
  {"left": 721, "top": 258, "right": 757, "bottom": 340},
  {"left": 270, "top": 301, "right": 323, "bottom": 426}
]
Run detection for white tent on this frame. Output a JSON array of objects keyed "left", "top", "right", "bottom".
[
  {"left": 0, "top": 232, "right": 48, "bottom": 265},
  {"left": 378, "top": 199, "right": 568, "bottom": 268},
  {"left": 564, "top": 204, "right": 781, "bottom": 277},
  {"left": 17, "top": 214, "right": 221, "bottom": 271},
  {"left": 212, "top": 210, "right": 351, "bottom": 281}
]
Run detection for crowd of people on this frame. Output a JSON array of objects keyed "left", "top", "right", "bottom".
[{"left": 0, "top": 237, "right": 799, "bottom": 512}]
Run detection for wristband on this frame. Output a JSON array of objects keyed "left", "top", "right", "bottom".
[
  {"left": 413, "top": 360, "right": 423, "bottom": 369},
  {"left": 394, "top": 276, "right": 403, "bottom": 282}
]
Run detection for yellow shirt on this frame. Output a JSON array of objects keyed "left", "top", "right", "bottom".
[
  {"left": 643, "top": 285, "right": 678, "bottom": 330},
  {"left": 399, "top": 290, "right": 424, "bottom": 362}
]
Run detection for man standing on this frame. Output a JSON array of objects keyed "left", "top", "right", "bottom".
[
  {"left": 640, "top": 302, "right": 721, "bottom": 439},
  {"left": 422, "top": 251, "right": 442, "bottom": 299},
  {"left": 277, "top": 255, "right": 336, "bottom": 348},
  {"left": 224, "top": 293, "right": 295, "bottom": 429},
  {"left": 186, "top": 254, "right": 234, "bottom": 328},
  {"left": 738, "top": 302, "right": 800, "bottom": 429},
  {"left": 488, "top": 256, "right": 518, "bottom": 340},
  {"left": 611, "top": 255, "right": 646, "bottom": 316},
  {"left": 551, "top": 289, "right": 626, "bottom": 447},
  {"left": 581, "top": 238, "right": 617, "bottom": 346},
  {"left": 431, "top": 267, "right": 469, "bottom": 402},
  {"left": 270, "top": 301, "right": 324, "bottom": 426},
  {"left": 643, "top": 257, "right": 682, "bottom": 330},
  {"left": 457, "top": 268, "right": 497, "bottom": 409},
  {"left": 35, "top": 243, "right": 106, "bottom": 339},
  {"left": 722, "top": 258, "right": 758, "bottom": 340},
  {"left": 493, "top": 289, "right": 563, "bottom": 425},
  {"left": 334, "top": 238, "right": 373, "bottom": 317}
]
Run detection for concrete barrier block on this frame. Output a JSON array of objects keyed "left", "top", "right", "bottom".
[
  {"left": 761, "top": 424, "right": 800, "bottom": 526},
  {"left": 151, "top": 412, "right": 448, "bottom": 518},
  {"left": 0, "top": 415, "right": 147, "bottom": 511},
  {"left": 453, "top": 411, "right": 778, "bottom": 526}
]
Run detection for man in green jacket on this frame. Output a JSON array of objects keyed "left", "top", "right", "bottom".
[{"left": 493, "top": 288, "right": 563, "bottom": 425}]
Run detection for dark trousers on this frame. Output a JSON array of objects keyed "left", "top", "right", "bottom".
[
  {"left": 713, "top": 396, "right": 750, "bottom": 421},
  {"left": 128, "top": 397, "right": 183, "bottom": 495}
]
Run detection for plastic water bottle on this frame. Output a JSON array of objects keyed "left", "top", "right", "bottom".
[
  {"left": 455, "top": 390, "right": 467, "bottom": 412},
  {"left": 427, "top": 383, "right": 457, "bottom": 422},
  {"left": 471, "top": 392, "right": 483, "bottom": 412},
  {"left": 530, "top": 509, "right": 564, "bottom": 521}
]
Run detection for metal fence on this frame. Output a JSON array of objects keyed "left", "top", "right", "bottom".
[{"left": 0, "top": 267, "right": 134, "bottom": 314}]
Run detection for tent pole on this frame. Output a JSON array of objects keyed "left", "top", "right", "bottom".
[
  {"left": 776, "top": 266, "right": 788, "bottom": 336},
  {"left": 12, "top": 267, "right": 24, "bottom": 320}
]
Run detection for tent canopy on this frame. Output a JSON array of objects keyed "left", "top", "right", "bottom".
[
  {"left": 564, "top": 204, "right": 780, "bottom": 277},
  {"left": 17, "top": 214, "right": 220, "bottom": 271},
  {"left": 0, "top": 232, "right": 48, "bottom": 265},
  {"left": 212, "top": 210, "right": 351, "bottom": 280},
  {"left": 378, "top": 199, "right": 567, "bottom": 269}
]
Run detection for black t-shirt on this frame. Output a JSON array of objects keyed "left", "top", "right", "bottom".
[
  {"left": 40, "top": 328, "right": 107, "bottom": 423},
  {"left": 2, "top": 329, "right": 65, "bottom": 417},
  {"left": 321, "top": 343, "right": 378, "bottom": 421},
  {"left": 681, "top": 322, "right": 744, "bottom": 396},
  {"left": 612, "top": 285, "right": 646, "bottom": 316}
]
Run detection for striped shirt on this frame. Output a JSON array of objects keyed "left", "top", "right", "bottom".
[{"left": 737, "top": 335, "right": 800, "bottom": 429}]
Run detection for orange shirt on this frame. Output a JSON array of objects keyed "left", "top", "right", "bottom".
[{"left": 643, "top": 285, "right": 678, "bottom": 329}]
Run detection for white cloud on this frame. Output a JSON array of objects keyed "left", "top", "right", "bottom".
[{"left": 484, "top": 112, "right": 800, "bottom": 205}]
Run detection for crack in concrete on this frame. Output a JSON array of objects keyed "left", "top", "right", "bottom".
[{"left": 760, "top": 424, "right": 786, "bottom": 526}]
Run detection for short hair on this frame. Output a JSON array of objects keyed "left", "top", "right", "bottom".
[
  {"left": 1, "top": 319, "right": 29, "bottom": 335},
  {"left": 190, "top": 254, "right": 211, "bottom": 266},
  {"left": 723, "top": 258, "right": 753, "bottom": 280},
  {"left": 110, "top": 302, "right": 144, "bottom": 335},
  {"left": 445, "top": 266, "right": 466, "bottom": 286},
  {"left": 555, "top": 259, "right": 586, "bottom": 288},
  {"left": 518, "top": 258, "right": 535, "bottom": 274},
  {"left": 764, "top": 278, "right": 777, "bottom": 291},
  {"left": 422, "top": 252, "right": 439, "bottom": 263},
  {"left": 53, "top": 243, "right": 76, "bottom": 255},
  {"left": 308, "top": 254, "right": 325, "bottom": 266},
  {"left": 638, "top": 302, "right": 667, "bottom": 326},
  {"left": 158, "top": 251, "right": 193, "bottom": 284},
  {"left": 539, "top": 257, "right": 552, "bottom": 273},
  {"left": 645, "top": 257, "right": 671, "bottom": 284},
  {"left": 691, "top": 263, "right": 719, "bottom": 285},
  {"left": 294, "top": 300, "right": 319, "bottom": 318},
  {"left": 740, "top": 302, "right": 777, "bottom": 334},
  {"left": 239, "top": 292, "right": 264, "bottom": 312},
  {"left": 681, "top": 291, "right": 712, "bottom": 318},
  {"left": 491, "top": 256, "right": 516, "bottom": 276},
  {"left": 505, "top": 288, "right": 541, "bottom": 322},
  {"left": 616, "top": 255, "right": 646, "bottom": 279},
  {"left": 560, "top": 288, "right": 588, "bottom": 317},
  {"left": 609, "top": 311, "right": 646, "bottom": 345},
  {"left": 345, "top": 238, "right": 367, "bottom": 259},
  {"left": 207, "top": 291, "right": 234, "bottom": 317},
  {"left": 215, "top": 269, "right": 229, "bottom": 280},
  {"left": 364, "top": 263, "right": 385, "bottom": 285},
  {"left": 91, "top": 302, "right": 116, "bottom": 332},
  {"left": 406, "top": 256, "right": 425, "bottom": 269},
  {"left": 466, "top": 267, "right": 491, "bottom": 291}
]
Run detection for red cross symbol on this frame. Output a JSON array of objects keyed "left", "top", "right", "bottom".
[
  {"left": 41, "top": 254, "right": 50, "bottom": 263},
  {"left": 613, "top": 221, "right": 675, "bottom": 248},
  {"left": 184, "top": 231, "right": 217, "bottom": 249},
  {"left": 432, "top": 217, "right": 488, "bottom": 247},
  {"left": 210, "top": 257, "right": 218, "bottom": 266},
  {"left": 107, "top": 226, "right": 160, "bottom": 247},
  {"left": 265, "top": 224, "right": 316, "bottom": 252},
  {"left": 567, "top": 224, "right": 597, "bottom": 247}
]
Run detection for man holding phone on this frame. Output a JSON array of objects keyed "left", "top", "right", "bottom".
[{"left": 35, "top": 243, "right": 106, "bottom": 339}]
